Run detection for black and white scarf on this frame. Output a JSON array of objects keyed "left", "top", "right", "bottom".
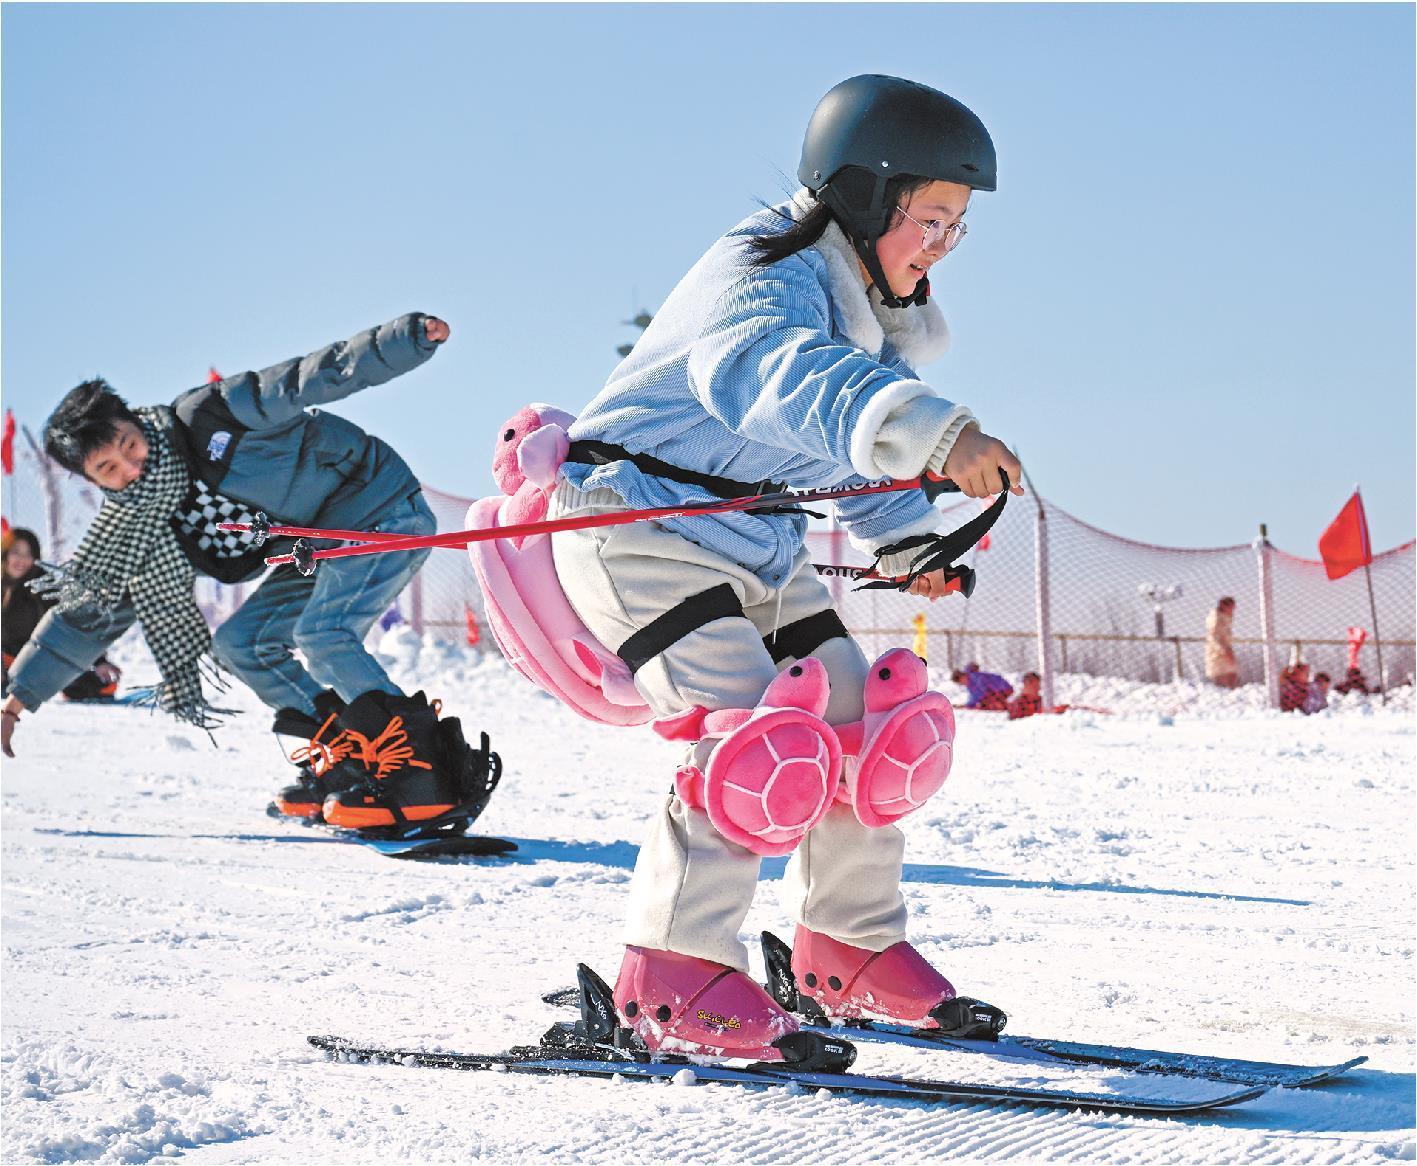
[{"left": 31, "top": 406, "right": 229, "bottom": 727}]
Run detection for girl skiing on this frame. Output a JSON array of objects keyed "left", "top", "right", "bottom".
[{"left": 549, "top": 75, "right": 1022, "bottom": 1060}]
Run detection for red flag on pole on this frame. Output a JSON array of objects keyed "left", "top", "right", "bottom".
[
  {"left": 1318, "top": 491, "right": 1373, "bottom": 580},
  {"left": 1, "top": 410, "right": 15, "bottom": 475},
  {"left": 464, "top": 603, "right": 481, "bottom": 647},
  {"left": 207, "top": 368, "right": 223, "bottom": 384}
]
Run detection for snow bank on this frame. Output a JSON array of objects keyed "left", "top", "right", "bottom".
[{"left": 3, "top": 636, "right": 1412, "bottom": 1163}]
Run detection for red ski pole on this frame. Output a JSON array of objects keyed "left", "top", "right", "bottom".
[
  {"left": 813, "top": 561, "right": 975, "bottom": 596},
  {"left": 215, "top": 512, "right": 410, "bottom": 546},
  {"left": 227, "top": 473, "right": 964, "bottom": 575}
]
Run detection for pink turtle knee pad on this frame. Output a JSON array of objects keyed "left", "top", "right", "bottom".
[
  {"left": 670, "top": 659, "right": 842, "bottom": 857},
  {"left": 836, "top": 648, "right": 956, "bottom": 829}
]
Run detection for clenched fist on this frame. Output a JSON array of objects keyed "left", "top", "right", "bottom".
[{"left": 941, "top": 423, "right": 1023, "bottom": 499}]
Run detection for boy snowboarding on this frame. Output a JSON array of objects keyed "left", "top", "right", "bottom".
[{"left": 3, "top": 313, "right": 495, "bottom": 833}]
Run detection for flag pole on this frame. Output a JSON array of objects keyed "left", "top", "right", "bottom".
[{"left": 1355, "top": 485, "right": 1387, "bottom": 704}]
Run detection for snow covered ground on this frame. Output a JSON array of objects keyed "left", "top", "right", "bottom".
[{"left": 3, "top": 632, "right": 1414, "bottom": 1164}]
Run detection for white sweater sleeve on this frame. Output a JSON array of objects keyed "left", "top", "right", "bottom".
[{"left": 860, "top": 392, "right": 975, "bottom": 480}]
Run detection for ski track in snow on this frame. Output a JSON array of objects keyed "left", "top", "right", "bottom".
[{"left": 2, "top": 630, "right": 1414, "bottom": 1164}]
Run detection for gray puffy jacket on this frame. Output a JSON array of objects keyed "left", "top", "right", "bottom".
[{"left": 6, "top": 312, "right": 439, "bottom": 710}]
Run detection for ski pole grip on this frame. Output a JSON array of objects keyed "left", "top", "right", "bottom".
[
  {"left": 921, "top": 472, "right": 962, "bottom": 504},
  {"left": 948, "top": 564, "right": 977, "bottom": 598},
  {"left": 921, "top": 469, "right": 1011, "bottom": 505}
]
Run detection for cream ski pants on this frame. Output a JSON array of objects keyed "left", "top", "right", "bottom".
[{"left": 550, "top": 479, "right": 909, "bottom": 971}]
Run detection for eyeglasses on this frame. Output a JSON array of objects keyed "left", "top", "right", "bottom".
[{"left": 894, "top": 205, "right": 968, "bottom": 254}]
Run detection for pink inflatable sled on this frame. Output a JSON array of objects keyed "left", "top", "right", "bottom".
[{"left": 465, "top": 404, "right": 651, "bottom": 727}]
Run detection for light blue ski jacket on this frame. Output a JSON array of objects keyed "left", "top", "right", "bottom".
[{"left": 564, "top": 196, "right": 976, "bottom": 587}]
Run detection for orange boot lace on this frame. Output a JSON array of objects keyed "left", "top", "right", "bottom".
[
  {"left": 344, "top": 716, "right": 433, "bottom": 782},
  {"left": 291, "top": 711, "right": 357, "bottom": 778}
]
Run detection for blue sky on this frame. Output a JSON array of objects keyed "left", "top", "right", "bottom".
[{"left": 3, "top": 3, "right": 1412, "bottom": 553}]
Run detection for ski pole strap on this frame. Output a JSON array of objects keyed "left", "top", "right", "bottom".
[
  {"left": 867, "top": 472, "right": 1010, "bottom": 592},
  {"left": 842, "top": 562, "right": 976, "bottom": 596},
  {"left": 567, "top": 440, "right": 789, "bottom": 501}
]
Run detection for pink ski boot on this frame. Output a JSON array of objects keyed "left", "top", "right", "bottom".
[
  {"left": 613, "top": 946, "right": 799, "bottom": 1059},
  {"left": 781, "top": 927, "right": 1006, "bottom": 1038},
  {"left": 611, "top": 946, "right": 853, "bottom": 1068}
]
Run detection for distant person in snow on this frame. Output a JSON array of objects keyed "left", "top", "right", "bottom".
[
  {"left": 1204, "top": 596, "right": 1239, "bottom": 689},
  {"left": 529, "top": 75, "right": 1020, "bottom": 1060},
  {"left": 1, "top": 314, "right": 497, "bottom": 838},
  {"left": 1279, "top": 662, "right": 1311, "bottom": 713},
  {"left": 1333, "top": 665, "right": 1373, "bottom": 696},
  {"left": 1305, "top": 671, "right": 1331, "bottom": 715},
  {"left": 951, "top": 662, "right": 1013, "bottom": 711},
  {"left": 1007, "top": 671, "right": 1045, "bottom": 720},
  {"left": 3, "top": 526, "right": 121, "bottom": 702}
]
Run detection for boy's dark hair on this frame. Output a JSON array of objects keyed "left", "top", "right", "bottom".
[
  {"left": 1023, "top": 671, "right": 1041, "bottom": 683},
  {"left": 44, "top": 378, "right": 141, "bottom": 475}
]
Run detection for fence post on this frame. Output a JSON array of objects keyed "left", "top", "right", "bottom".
[
  {"left": 1359, "top": 556, "right": 1389, "bottom": 705},
  {"left": 1172, "top": 636, "right": 1184, "bottom": 682},
  {"left": 21, "top": 426, "right": 64, "bottom": 559},
  {"left": 1255, "top": 524, "right": 1279, "bottom": 708},
  {"left": 409, "top": 572, "right": 425, "bottom": 637},
  {"left": 828, "top": 514, "right": 845, "bottom": 609},
  {"left": 1034, "top": 493, "right": 1056, "bottom": 709}
]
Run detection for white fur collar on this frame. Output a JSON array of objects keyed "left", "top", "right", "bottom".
[{"left": 790, "top": 189, "right": 950, "bottom": 368}]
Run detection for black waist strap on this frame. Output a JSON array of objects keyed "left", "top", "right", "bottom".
[
  {"left": 618, "top": 584, "right": 745, "bottom": 674},
  {"left": 567, "top": 439, "right": 787, "bottom": 501},
  {"left": 763, "top": 609, "right": 850, "bottom": 664}
]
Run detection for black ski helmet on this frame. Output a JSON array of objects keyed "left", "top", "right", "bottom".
[{"left": 798, "top": 75, "right": 996, "bottom": 308}]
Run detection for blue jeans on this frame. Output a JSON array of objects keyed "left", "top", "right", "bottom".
[{"left": 212, "top": 492, "right": 436, "bottom": 714}]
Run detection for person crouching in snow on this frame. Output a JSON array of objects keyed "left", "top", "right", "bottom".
[
  {"left": 548, "top": 75, "right": 1022, "bottom": 1060},
  {"left": 1279, "top": 662, "right": 1311, "bottom": 713},
  {"left": 1, "top": 315, "right": 490, "bottom": 834},
  {"left": 1305, "top": 671, "right": 1331, "bottom": 715},
  {"left": 1007, "top": 671, "right": 1045, "bottom": 720},
  {"left": 951, "top": 662, "right": 1014, "bottom": 711},
  {"left": 3, "top": 526, "right": 121, "bottom": 702}
]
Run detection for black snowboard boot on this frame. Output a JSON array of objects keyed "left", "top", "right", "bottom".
[
  {"left": 433, "top": 713, "right": 502, "bottom": 822},
  {"left": 271, "top": 690, "right": 364, "bottom": 819},
  {"left": 321, "top": 690, "right": 462, "bottom": 830}
]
